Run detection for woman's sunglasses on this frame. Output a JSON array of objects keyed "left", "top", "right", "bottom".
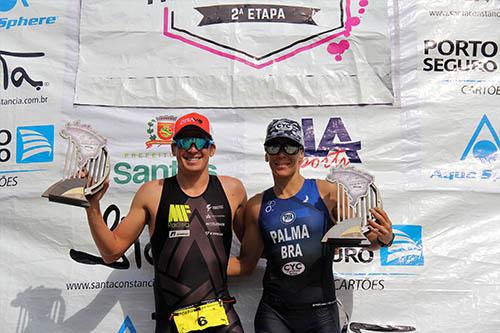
[
  {"left": 264, "top": 142, "right": 301, "bottom": 155},
  {"left": 174, "top": 137, "right": 213, "bottom": 150}
]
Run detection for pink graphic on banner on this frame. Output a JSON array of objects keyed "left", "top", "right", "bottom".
[
  {"left": 328, "top": 40, "right": 350, "bottom": 61},
  {"left": 327, "top": 0, "right": 367, "bottom": 62},
  {"left": 358, "top": 0, "right": 368, "bottom": 14},
  {"left": 163, "top": 0, "right": 369, "bottom": 69}
]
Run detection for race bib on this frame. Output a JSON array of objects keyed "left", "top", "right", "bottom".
[{"left": 172, "top": 300, "right": 229, "bottom": 333}]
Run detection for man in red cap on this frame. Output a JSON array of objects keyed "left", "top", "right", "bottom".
[{"left": 84, "top": 112, "right": 247, "bottom": 333}]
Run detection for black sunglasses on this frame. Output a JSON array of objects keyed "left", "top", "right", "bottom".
[{"left": 264, "top": 142, "right": 301, "bottom": 155}]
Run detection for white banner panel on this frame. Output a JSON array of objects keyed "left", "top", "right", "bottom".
[
  {"left": 74, "top": 0, "right": 393, "bottom": 107},
  {"left": 2, "top": 0, "right": 500, "bottom": 332},
  {"left": 396, "top": 0, "right": 500, "bottom": 192}
]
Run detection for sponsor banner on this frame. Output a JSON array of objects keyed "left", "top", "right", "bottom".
[
  {"left": 415, "top": 0, "right": 500, "bottom": 104},
  {"left": 76, "top": 105, "right": 405, "bottom": 197},
  {"left": 0, "top": 124, "right": 55, "bottom": 196},
  {"left": 426, "top": 0, "right": 500, "bottom": 21},
  {"left": 66, "top": 107, "right": 245, "bottom": 192},
  {"left": 74, "top": 0, "right": 393, "bottom": 107},
  {"left": 0, "top": 0, "right": 59, "bottom": 30},
  {"left": 0, "top": 0, "right": 68, "bottom": 111},
  {"left": 397, "top": 0, "right": 500, "bottom": 192},
  {"left": 0, "top": 49, "right": 52, "bottom": 108},
  {"left": 1, "top": 196, "right": 155, "bottom": 332},
  {"left": 2, "top": 1, "right": 500, "bottom": 333},
  {"left": 239, "top": 105, "right": 405, "bottom": 194},
  {"left": 333, "top": 224, "right": 425, "bottom": 285},
  {"left": 406, "top": 112, "right": 500, "bottom": 192}
]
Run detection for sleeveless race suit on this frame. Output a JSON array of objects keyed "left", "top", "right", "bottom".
[
  {"left": 151, "top": 175, "right": 242, "bottom": 333},
  {"left": 256, "top": 179, "right": 340, "bottom": 333}
]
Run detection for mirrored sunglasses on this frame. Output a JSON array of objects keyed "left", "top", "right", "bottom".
[
  {"left": 264, "top": 142, "right": 301, "bottom": 155},
  {"left": 174, "top": 137, "right": 213, "bottom": 150}
]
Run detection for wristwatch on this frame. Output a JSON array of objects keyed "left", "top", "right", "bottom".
[{"left": 377, "top": 233, "right": 395, "bottom": 247}]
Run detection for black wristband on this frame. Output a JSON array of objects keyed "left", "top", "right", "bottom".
[{"left": 377, "top": 233, "right": 395, "bottom": 247}]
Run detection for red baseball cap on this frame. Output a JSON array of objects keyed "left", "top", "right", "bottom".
[{"left": 173, "top": 112, "right": 212, "bottom": 139}]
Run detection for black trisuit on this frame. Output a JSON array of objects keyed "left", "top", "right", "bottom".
[{"left": 151, "top": 176, "right": 243, "bottom": 333}]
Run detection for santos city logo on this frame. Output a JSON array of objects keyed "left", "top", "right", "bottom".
[
  {"left": 16, "top": 125, "right": 54, "bottom": 163},
  {"left": 157, "top": 0, "right": 371, "bottom": 68},
  {"left": 145, "top": 115, "right": 176, "bottom": 149},
  {"left": 380, "top": 225, "right": 424, "bottom": 266}
]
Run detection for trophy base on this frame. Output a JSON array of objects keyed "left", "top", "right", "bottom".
[
  {"left": 42, "top": 178, "right": 90, "bottom": 208},
  {"left": 321, "top": 237, "right": 372, "bottom": 248},
  {"left": 321, "top": 218, "right": 371, "bottom": 247}
]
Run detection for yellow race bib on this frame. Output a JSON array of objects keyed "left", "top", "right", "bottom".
[{"left": 172, "top": 300, "right": 229, "bottom": 333}]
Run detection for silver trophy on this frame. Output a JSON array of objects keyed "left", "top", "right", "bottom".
[
  {"left": 321, "top": 165, "right": 382, "bottom": 247},
  {"left": 42, "top": 121, "right": 110, "bottom": 208}
]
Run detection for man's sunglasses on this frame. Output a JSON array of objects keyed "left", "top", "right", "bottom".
[
  {"left": 174, "top": 137, "right": 213, "bottom": 150},
  {"left": 264, "top": 142, "right": 301, "bottom": 155}
]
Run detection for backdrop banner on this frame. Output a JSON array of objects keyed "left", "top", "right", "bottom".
[
  {"left": 74, "top": 0, "right": 393, "bottom": 107},
  {"left": 1, "top": 0, "right": 500, "bottom": 332}
]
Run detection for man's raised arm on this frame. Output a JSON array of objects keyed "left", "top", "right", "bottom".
[{"left": 85, "top": 181, "right": 151, "bottom": 263}]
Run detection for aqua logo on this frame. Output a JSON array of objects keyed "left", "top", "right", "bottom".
[
  {"left": 380, "top": 225, "right": 424, "bottom": 266},
  {"left": 430, "top": 115, "right": 500, "bottom": 182},
  {"left": 0, "top": 0, "right": 29, "bottom": 12},
  {"left": 15, "top": 125, "right": 54, "bottom": 164},
  {"left": 461, "top": 114, "right": 499, "bottom": 164}
]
